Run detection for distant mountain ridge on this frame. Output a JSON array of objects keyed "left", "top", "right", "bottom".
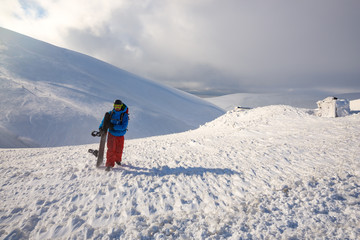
[
  {"left": 206, "top": 92, "right": 360, "bottom": 111},
  {"left": 0, "top": 27, "right": 224, "bottom": 148}
]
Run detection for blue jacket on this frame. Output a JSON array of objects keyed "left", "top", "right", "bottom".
[{"left": 99, "top": 105, "right": 129, "bottom": 136}]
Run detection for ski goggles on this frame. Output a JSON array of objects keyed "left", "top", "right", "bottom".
[{"left": 114, "top": 104, "right": 123, "bottom": 109}]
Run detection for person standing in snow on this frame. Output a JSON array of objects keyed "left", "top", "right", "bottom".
[{"left": 99, "top": 99, "right": 129, "bottom": 171}]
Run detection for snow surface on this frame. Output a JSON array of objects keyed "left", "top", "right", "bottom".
[
  {"left": 350, "top": 99, "right": 360, "bottom": 111},
  {"left": 0, "top": 27, "right": 224, "bottom": 148},
  {"left": 1, "top": 105, "right": 359, "bottom": 239}
]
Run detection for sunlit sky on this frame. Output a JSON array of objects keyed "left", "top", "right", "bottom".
[{"left": 1, "top": 0, "right": 360, "bottom": 96}]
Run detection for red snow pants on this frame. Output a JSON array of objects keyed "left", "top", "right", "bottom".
[{"left": 106, "top": 133, "right": 124, "bottom": 167}]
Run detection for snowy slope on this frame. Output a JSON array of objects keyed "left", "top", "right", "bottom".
[
  {"left": 350, "top": 99, "right": 360, "bottom": 111},
  {"left": 1, "top": 105, "right": 359, "bottom": 239},
  {"left": 0, "top": 27, "right": 224, "bottom": 148}
]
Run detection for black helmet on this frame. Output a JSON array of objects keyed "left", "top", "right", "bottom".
[{"left": 114, "top": 99, "right": 123, "bottom": 105}]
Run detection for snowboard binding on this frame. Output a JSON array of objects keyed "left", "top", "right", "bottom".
[
  {"left": 91, "top": 131, "right": 101, "bottom": 137},
  {"left": 88, "top": 149, "right": 99, "bottom": 157}
]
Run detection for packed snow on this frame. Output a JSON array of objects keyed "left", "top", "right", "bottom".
[
  {"left": 1, "top": 105, "right": 359, "bottom": 239},
  {"left": 350, "top": 99, "right": 360, "bottom": 111}
]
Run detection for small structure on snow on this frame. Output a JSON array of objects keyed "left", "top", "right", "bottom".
[
  {"left": 316, "top": 97, "right": 350, "bottom": 117},
  {"left": 236, "top": 106, "right": 252, "bottom": 110}
]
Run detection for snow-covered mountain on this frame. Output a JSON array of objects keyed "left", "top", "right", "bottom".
[
  {"left": 1, "top": 27, "right": 359, "bottom": 239},
  {"left": 0, "top": 27, "right": 224, "bottom": 148},
  {"left": 1, "top": 105, "right": 359, "bottom": 239}
]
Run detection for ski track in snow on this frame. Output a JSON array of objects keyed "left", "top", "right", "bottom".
[{"left": 1, "top": 106, "right": 360, "bottom": 239}]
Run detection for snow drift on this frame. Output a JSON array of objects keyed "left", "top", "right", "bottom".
[
  {"left": 0, "top": 27, "right": 224, "bottom": 148},
  {"left": 350, "top": 99, "right": 360, "bottom": 111},
  {"left": 0, "top": 105, "right": 359, "bottom": 239}
]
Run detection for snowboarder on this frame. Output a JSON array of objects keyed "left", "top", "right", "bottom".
[{"left": 99, "top": 99, "right": 129, "bottom": 171}]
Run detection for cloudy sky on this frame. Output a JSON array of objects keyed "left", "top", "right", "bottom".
[{"left": 1, "top": 0, "right": 360, "bottom": 96}]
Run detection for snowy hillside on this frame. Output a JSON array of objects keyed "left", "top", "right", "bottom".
[
  {"left": 1, "top": 105, "right": 359, "bottom": 239},
  {"left": 0, "top": 27, "right": 224, "bottom": 148}
]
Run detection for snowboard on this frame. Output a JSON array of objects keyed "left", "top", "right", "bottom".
[{"left": 88, "top": 112, "right": 112, "bottom": 167}]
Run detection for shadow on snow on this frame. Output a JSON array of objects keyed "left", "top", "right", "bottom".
[{"left": 112, "top": 164, "right": 243, "bottom": 177}]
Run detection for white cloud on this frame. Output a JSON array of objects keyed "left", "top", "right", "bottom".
[{"left": 1, "top": 0, "right": 360, "bottom": 95}]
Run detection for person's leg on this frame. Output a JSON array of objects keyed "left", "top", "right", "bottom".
[
  {"left": 115, "top": 136, "right": 125, "bottom": 164},
  {"left": 106, "top": 133, "right": 116, "bottom": 168}
]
